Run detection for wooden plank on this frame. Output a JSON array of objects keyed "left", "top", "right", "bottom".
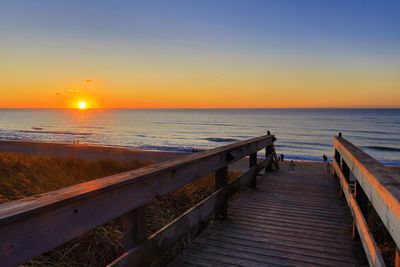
[
  {"left": 171, "top": 161, "right": 368, "bottom": 267},
  {"left": 210, "top": 223, "right": 356, "bottom": 248},
  {"left": 333, "top": 159, "right": 385, "bottom": 267},
  {"left": 172, "top": 254, "right": 237, "bottom": 267},
  {"left": 334, "top": 136, "right": 400, "bottom": 248},
  {"left": 197, "top": 233, "right": 361, "bottom": 263},
  {"left": 230, "top": 204, "right": 350, "bottom": 223},
  {"left": 108, "top": 157, "right": 271, "bottom": 267},
  {"left": 0, "top": 135, "right": 274, "bottom": 267},
  {"left": 120, "top": 206, "right": 146, "bottom": 250},
  {"left": 210, "top": 223, "right": 356, "bottom": 251},
  {"left": 182, "top": 249, "right": 277, "bottom": 267},
  {"left": 192, "top": 238, "right": 360, "bottom": 266},
  {"left": 211, "top": 219, "right": 354, "bottom": 241}
]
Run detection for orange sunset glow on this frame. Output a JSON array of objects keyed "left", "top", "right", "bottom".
[
  {"left": 0, "top": 1, "right": 399, "bottom": 109},
  {"left": 0, "top": 2, "right": 400, "bottom": 267}
]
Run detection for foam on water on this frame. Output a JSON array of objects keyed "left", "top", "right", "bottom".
[{"left": 0, "top": 109, "right": 399, "bottom": 165}]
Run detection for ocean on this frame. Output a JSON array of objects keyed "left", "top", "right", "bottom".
[{"left": 0, "top": 109, "right": 399, "bottom": 165}]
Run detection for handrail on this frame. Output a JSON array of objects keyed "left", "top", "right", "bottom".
[
  {"left": 0, "top": 134, "right": 277, "bottom": 267},
  {"left": 333, "top": 134, "right": 400, "bottom": 267}
]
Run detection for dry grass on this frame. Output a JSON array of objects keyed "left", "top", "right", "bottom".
[
  {"left": 0, "top": 152, "right": 240, "bottom": 266},
  {"left": 0, "top": 152, "right": 151, "bottom": 204},
  {"left": 367, "top": 204, "right": 397, "bottom": 266}
]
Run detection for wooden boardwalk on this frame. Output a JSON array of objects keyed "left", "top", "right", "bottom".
[
  {"left": 171, "top": 162, "right": 368, "bottom": 266},
  {"left": 3, "top": 135, "right": 398, "bottom": 266}
]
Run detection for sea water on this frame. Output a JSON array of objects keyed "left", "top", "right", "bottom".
[{"left": 0, "top": 109, "right": 399, "bottom": 165}]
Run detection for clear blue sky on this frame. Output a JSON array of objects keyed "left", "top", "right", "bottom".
[{"left": 1, "top": 0, "right": 399, "bottom": 108}]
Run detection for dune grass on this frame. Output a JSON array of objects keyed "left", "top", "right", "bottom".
[{"left": 0, "top": 152, "right": 238, "bottom": 266}]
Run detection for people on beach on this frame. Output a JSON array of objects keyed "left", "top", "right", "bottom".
[
  {"left": 280, "top": 153, "right": 285, "bottom": 161},
  {"left": 289, "top": 160, "right": 295, "bottom": 171},
  {"left": 322, "top": 154, "right": 328, "bottom": 170},
  {"left": 326, "top": 161, "right": 331, "bottom": 173}
]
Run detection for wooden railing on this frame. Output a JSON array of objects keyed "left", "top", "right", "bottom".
[
  {"left": 333, "top": 133, "right": 400, "bottom": 267},
  {"left": 0, "top": 134, "right": 278, "bottom": 267}
]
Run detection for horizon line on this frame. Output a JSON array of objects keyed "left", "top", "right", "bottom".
[{"left": 0, "top": 107, "right": 399, "bottom": 110}]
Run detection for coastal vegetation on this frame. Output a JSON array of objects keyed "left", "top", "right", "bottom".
[{"left": 0, "top": 152, "right": 239, "bottom": 266}]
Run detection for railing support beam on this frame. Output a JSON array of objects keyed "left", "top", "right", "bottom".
[
  {"left": 265, "top": 145, "right": 273, "bottom": 172},
  {"left": 249, "top": 152, "right": 257, "bottom": 188},
  {"left": 121, "top": 206, "right": 146, "bottom": 250},
  {"left": 214, "top": 166, "right": 228, "bottom": 219}
]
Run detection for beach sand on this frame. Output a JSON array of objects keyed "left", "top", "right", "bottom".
[
  {"left": 1, "top": 140, "right": 398, "bottom": 173},
  {"left": 0, "top": 140, "right": 251, "bottom": 171}
]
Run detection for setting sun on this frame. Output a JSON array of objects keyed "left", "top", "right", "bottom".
[{"left": 78, "top": 101, "right": 87, "bottom": 110}]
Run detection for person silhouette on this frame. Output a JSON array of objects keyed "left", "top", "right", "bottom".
[
  {"left": 326, "top": 162, "right": 331, "bottom": 173},
  {"left": 289, "top": 160, "right": 295, "bottom": 171}
]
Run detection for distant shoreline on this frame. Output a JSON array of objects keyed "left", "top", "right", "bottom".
[
  {"left": 1, "top": 140, "right": 399, "bottom": 173},
  {"left": 0, "top": 139, "right": 189, "bottom": 163},
  {"left": 0, "top": 108, "right": 399, "bottom": 110}
]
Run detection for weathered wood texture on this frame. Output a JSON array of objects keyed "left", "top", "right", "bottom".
[
  {"left": 334, "top": 160, "right": 385, "bottom": 267},
  {"left": 109, "top": 156, "right": 272, "bottom": 267},
  {"left": 172, "top": 162, "right": 368, "bottom": 266},
  {"left": 333, "top": 137, "right": 400, "bottom": 249},
  {"left": 0, "top": 135, "right": 275, "bottom": 267}
]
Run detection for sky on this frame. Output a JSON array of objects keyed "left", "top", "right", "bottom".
[{"left": 0, "top": 0, "right": 399, "bottom": 108}]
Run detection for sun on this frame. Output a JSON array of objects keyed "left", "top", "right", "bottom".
[{"left": 78, "top": 101, "right": 87, "bottom": 110}]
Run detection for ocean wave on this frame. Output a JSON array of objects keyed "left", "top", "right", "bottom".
[
  {"left": 364, "top": 146, "right": 400, "bottom": 152},
  {"left": 203, "top": 137, "right": 238, "bottom": 143},
  {"left": 155, "top": 122, "right": 241, "bottom": 127},
  {"left": 280, "top": 140, "right": 328, "bottom": 148},
  {"left": 17, "top": 130, "right": 93, "bottom": 136},
  {"left": 137, "top": 145, "right": 204, "bottom": 152}
]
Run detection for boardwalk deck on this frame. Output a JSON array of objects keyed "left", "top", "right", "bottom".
[{"left": 171, "top": 162, "right": 368, "bottom": 266}]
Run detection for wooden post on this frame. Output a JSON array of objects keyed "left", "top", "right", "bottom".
[
  {"left": 121, "top": 206, "right": 146, "bottom": 250},
  {"left": 342, "top": 158, "right": 350, "bottom": 183},
  {"left": 214, "top": 166, "right": 228, "bottom": 219},
  {"left": 249, "top": 152, "right": 257, "bottom": 188},
  {"left": 342, "top": 158, "right": 354, "bottom": 237},
  {"left": 352, "top": 181, "right": 359, "bottom": 240},
  {"left": 265, "top": 145, "right": 273, "bottom": 172},
  {"left": 334, "top": 149, "right": 341, "bottom": 166},
  {"left": 353, "top": 179, "right": 369, "bottom": 241},
  {"left": 395, "top": 247, "right": 400, "bottom": 267},
  {"left": 334, "top": 149, "right": 342, "bottom": 197}
]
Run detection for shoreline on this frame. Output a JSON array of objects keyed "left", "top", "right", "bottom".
[
  {"left": 1, "top": 140, "right": 399, "bottom": 172},
  {"left": 0, "top": 139, "right": 190, "bottom": 164}
]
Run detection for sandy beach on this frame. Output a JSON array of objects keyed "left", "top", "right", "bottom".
[
  {"left": 1, "top": 140, "right": 399, "bottom": 174},
  {"left": 0, "top": 140, "right": 188, "bottom": 162},
  {"left": 0, "top": 140, "right": 253, "bottom": 171}
]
